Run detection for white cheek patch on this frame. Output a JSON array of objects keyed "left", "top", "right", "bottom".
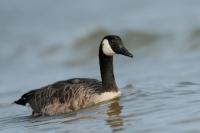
[{"left": 102, "top": 39, "right": 115, "bottom": 56}]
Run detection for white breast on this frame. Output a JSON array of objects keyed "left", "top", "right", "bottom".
[{"left": 94, "top": 91, "right": 121, "bottom": 104}]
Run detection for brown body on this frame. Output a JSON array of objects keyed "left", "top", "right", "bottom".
[{"left": 18, "top": 79, "right": 102, "bottom": 116}]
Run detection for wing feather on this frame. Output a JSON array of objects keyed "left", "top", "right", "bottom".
[{"left": 15, "top": 78, "right": 102, "bottom": 115}]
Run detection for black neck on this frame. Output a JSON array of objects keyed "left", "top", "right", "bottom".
[{"left": 99, "top": 45, "right": 118, "bottom": 92}]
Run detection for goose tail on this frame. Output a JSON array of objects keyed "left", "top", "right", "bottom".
[
  {"left": 14, "top": 90, "right": 35, "bottom": 106},
  {"left": 14, "top": 98, "right": 27, "bottom": 106}
]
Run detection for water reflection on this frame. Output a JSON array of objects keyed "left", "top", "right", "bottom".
[{"left": 106, "top": 99, "right": 124, "bottom": 132}]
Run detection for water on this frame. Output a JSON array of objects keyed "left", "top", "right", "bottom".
[{"left": 0, "top": 0, "right": 200, "bottom": 133}]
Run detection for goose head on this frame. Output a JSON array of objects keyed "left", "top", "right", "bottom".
[{"left": 101, "top": 35, "right": 133, "bottom": 58}]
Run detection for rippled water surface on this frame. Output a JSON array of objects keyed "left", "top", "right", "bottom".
[{"left": 0, "top": 0, "right": 200, "bottom": 133}]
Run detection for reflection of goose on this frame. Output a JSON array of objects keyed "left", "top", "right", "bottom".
[
  {"left": 14, "top": 35, "right": 133, "bottom": 116},
  {"left": 106, "top": 100, "right": 124, "bottom": 132}
]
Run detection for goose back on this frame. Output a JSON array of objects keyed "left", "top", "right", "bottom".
[{"left": 15, "top": 78, "right": 103, "bottom": 115}]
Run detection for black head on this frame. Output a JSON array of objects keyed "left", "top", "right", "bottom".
[{"left": 101, "top": 35, "right": 133, "bottom": 58}]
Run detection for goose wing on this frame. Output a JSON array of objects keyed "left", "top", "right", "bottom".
[{"left": 14, "top": 78, "right": 102, "bottom": 114}]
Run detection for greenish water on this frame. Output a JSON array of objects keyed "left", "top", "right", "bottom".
[{"left": 0, "top": 0, "right": 200, "bottom": 133}]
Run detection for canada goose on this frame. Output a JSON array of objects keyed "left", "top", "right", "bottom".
[{"left": 14, "top": 35, "right": 133, "bottom": 116}]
